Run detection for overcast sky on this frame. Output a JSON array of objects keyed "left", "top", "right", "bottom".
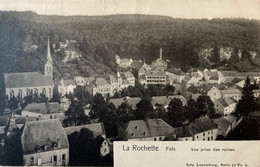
[{"left": 0, "top": 0, "right": 260, "bottom": 19}]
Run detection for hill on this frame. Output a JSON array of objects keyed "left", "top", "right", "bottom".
[{"left": 0, "top": 11, "right": 260, "bottom": 77}]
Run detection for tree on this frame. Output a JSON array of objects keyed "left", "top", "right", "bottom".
[
  {"left": 116, "top": 102, "right": 133, "bottom": 127},
  {"left": 236, "top": 76, "right": 256, "bottom": 115},
  {"left": 163, "top": 84, "right": 175, "bottom": 96},
  {"left": 38, "top": 93, "right": 48, "bottom": 103},
  {"left": 74, "top": 86, "right": 91, "bottom": 106},
  {"left": 68, "top": 128, "right": 101, "bottom": 166},
  {"left": 9, "top": 97, "right": 18, "bottom": 111},
  {"left": 154, "top": 104, "right": 168, "bottom": 121},
  {"left": 89, "top": 93, "right": 107, "bottom": 119},
  {"left": 186, "top": 98, "right": 199, "bottom": 120},
  {"left": 134, "top": 99, "right": 155, "bottom": 120},
  {"left": 63, "top": 100, "right": 90, "bottom": 126},
  {"left": 196, "top": 95, "right": 215, "bottom": 118},
  {"left": 167, "top": 98, "right": 185, "bottom": 126}
]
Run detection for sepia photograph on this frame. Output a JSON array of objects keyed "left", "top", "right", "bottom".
[{"left": 0, "top": 0, "right": 259, "bottom": 166}]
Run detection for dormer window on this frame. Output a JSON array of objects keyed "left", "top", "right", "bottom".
[
  {"left": 135, "top": 126, "right": 138, "bottom": 130},
  {"left": 53, "top": 142, "right": 58, "bottom": 149},
  {"left": 35, "top": 145, "right": 41, "bottom": 152},
  {"left": 143, "top": 132, "right": 147, "bottom": 136},
  {"left": 44, "top": 144, "right": 47, "bottom": 151},
  {"left": 131, "top": 133, "right": 134, "bottom": 137}
]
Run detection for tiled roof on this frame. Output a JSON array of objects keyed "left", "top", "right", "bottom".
[
  {"left": 109, "top": 98, "right": 125, "bottom": 108},
  {"left": 95, "top": 77, "right": 109, "bottom": 86},
  {"left": 213, "top": 117, "right": 231, "bottom": 132},
  {"left": 219, "top": 71, "right": 238, "bottom": 77},
  {"left": 174, "top": 126, "right": 192, "bottom": 138},
  {"left": 188, "top": 116, "right": 217, "bottom": 135},
  {"left": 166, "top": 68, "right": 185, "bottom": 76},
  {"left": 151, "top": 95, "right": 187, "bottom": 106},
  {"left": 4, "top": 72, "right": 53, "bottom": 88},
  {"left": 109, "top": 97, "right": 141, "bottom": 108},
  {"left": 209, "top": 76, "right": 219, "bottom": 80},
  {"left": 23, "top": 102, "right": 64, "bottom": 114},
  {"left": 221, "top": 89, "right": 241, "bottom": 94},
  {"left": 216, "top": 97, "right": 236, "bottom": 108},
  {"left": 119, "top": 119, "right": 175, "bottom": 140},
  {"left": 64, "top": 122, "right": 106, "bottom": 137},
  {"left": 21, "top": 119, "right": 69, "bottom": 155}
]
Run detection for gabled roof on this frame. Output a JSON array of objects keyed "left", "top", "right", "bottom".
[
  {"left": 63, "top": 79, "right": 76, "bottom": 86},
  {"left": 209, "top": 76, "right": 219, "bottom": 80},
  {"left": 216, "top": 97, "right": 236, "bottom": 108},
  {"left": 64, "top": 122, "right": 106, "bottom": 137},
  {"left": 23, "top": 102, "right": 64, "bottom": 114},
  {"left": 21, "top": 119, "right": 69, "bottom": 155},
  {"left": 109, "top": 97, "right": 141, "bottom": 108},
  {"left": 188, "top": 116, "right": 217, "bottom": 135},
  {"left": 119, "top": 119, "right": 175, "bottom": 140},
  {"left": 4, "top": 72, "right": 53, "bottom": 88}
]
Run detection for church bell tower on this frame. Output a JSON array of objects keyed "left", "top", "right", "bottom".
[{"left": 44, "top": 37, "right": 53, "bottom": 79}]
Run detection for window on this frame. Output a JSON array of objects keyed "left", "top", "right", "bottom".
[
  {"left": 211, "top": 130, "right": 213, "bottom": 134},
  {"left": 53, "top": 155, "right": 57, "bottom": 162},
  {"left": 154, "top": 138, "right": 157, "bottom": 141},
  {"left": 135, "top": 126, "right": 138, "bottom": 130},
  {"left": 30, "top": 157, "right": 34, "bottom": 162},
  {"left": 203, "top": 133, "right": 205, "bottom": 136},
  {"left": 208, "top": 137, "right": 210, "bottom": 141},
  {"left": 197, "top": 136, "right": 198, "bottom": 139},
  {"left": 50, "top": 115, "right": 53, "bottom": 119},
  {"left": 62, "top": 154, "right": 66, "bottom": 161},
  {"left": 185, "top": 138, "right": 188, "bottom": 141},
  {"left": 159, "top": 137, "right": 162, "bottom": 141}
]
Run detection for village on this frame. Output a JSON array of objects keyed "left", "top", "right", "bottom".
[{"left": 0, "top": 37, "right": 259, "bottom": 166}]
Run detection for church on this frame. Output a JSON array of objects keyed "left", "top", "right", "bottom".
[{"left": 4, "top": 37, "right": 54, "bottom": 100}]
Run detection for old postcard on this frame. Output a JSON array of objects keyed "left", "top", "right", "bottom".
[{"left": 0, "top": 0, "right": 259, "bottom": 166}]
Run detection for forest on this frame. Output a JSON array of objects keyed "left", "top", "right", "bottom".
[{"left": 0, "top": 11, "right": 259, "bottom": 77}]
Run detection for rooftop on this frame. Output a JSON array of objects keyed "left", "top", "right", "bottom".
[
  {"left": 4, "top": 72, "right": 53, "bottom": 88},
  {"left": 188, "top": 116, "right": 217, "bottom": 135},
  {"left": 23, "top": 102, "right": 64, "bottom": 114}
]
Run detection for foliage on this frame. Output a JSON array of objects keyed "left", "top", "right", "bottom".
[
  {"left": 167, "top": 98, "right": 186, "bottom": 126},
  {"left": 133, "top": 99, "right": 156, "bottom": 120},
  {"left": 116, "top": 102, "right": 134, "bottom": 127},
  {"left": 68, "top": 128, "right": 104, "bottom": 166},
  {"left": 236, "top": 76, "right": 256, "bottom": 115},
  {"left": 63, "top": 100, "right": 90, "bottom": 126},
  {"left": 196, "top": 95, "right": 216, "bottom": 118}
]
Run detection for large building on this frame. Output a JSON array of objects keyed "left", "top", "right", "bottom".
[
  {"left": 4, "top": 37, "right": 54, "bottom": 100},
  {"left": 118, "top": 119, "right": 175, "bottom": 141},
  {"left": 21, "top": 119, "right": 69, "bottom": 166}
]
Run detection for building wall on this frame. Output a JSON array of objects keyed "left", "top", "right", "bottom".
[
  {"left": 23, "top": 148, "right": 69, "bottom": 166},
  {"left": 222, "top": 93, "right": 241, "bottom": 101},
  {"left": 145, "top": 75, "right": 166, "bottom": 85},
  {"left": 6, "top": 86, "right": 53, "bottom": 100},
  {"left": 207, "top": 88, "right": 222, "bottom": 102},
  {"left": 127, "top": 136, "right": 166, "bottom": 141},
  {"left": 177, "top": 137, "right": 193, "bottom": 141},
  {"left": 193, "top": 129, "right": 218, "bottom": 141}
]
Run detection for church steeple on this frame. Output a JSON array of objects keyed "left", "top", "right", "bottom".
[
  {"left": 44, "top": 37, "right": 53, "bottom": 79},
  {"left": 47, "top": 36, "right": 52, "bottom": 62}
]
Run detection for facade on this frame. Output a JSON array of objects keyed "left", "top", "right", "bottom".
[
  {"left": 100, "top": 138, "right": 114, "bottom": 157},
  {"left": 187, "top": 116, "right": 218, "bottom": 141},
  {"left": 88, "top": 77, "right": 113, "bottom": 96},
  {"left": 207, "top": 86, "right": 222, "bottom": 102},
  {"left": 21, "top": 119, "right": 69, "bottom": 166},
  {"left": 214, "top": 98, "right": 237, "bottom": 116},
  {"left": 58, "top": 79, "right": 77, "bottom": 96},
  {"left": 204, "top": 71, "right": 220, "bottom": 84},
  {"left": 21, "top": 102, "right": 65, "bottom": 121},
  {"left": 4, "top": 38, "right": 53, "bottom": 100},
  {"left": 117, "top": 72, "right": 135, "bottom": 90},
  {"left": 165, "top": 68, "right": 185, "bottom": 84},
  {"left": 220, "top": 89, "right": 241, "bottom": 101},
  {"left": 214, "top": 116, "right": 238, "bottom": 137},
  {"left": 118, "top": 119, "right": 175, "bottom": 141}
]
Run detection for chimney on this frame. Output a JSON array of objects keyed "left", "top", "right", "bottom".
[{"left": 160, "top": 48, "right": 162, "bottom": 59}]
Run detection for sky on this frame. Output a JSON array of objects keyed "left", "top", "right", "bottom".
[{"left": 0, "top": 0, "right": 260, "bottom": 19}]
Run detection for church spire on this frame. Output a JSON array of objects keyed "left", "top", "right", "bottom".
[
  {"left": 47, "top": 36, "right": 52, "bottom": 62},
  {"left": 44, "top": 37, "right": 53, "bottom": 79}
]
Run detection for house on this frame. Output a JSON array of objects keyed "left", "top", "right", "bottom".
[
  {"left": 64, "top": 122, "right": 106, "bottom": 138},
  {"left": 186, "top": 68, "right": 204, "bottom": 80},
  {"left": 218, "top": 71, "right": 238, "bottom": 83},
  {"left": 151, "top": 48, "right": 167, "bottom": 70},
  {"left": 100, "top": 138, "right": 115, "bottom": 157},
  {"left": 187, "top": 116, "right": 218, "bottom": 141},
  {"left": 214, "top": 115, "right": 238, "bottom": 137},
  {"left": 214, "top": 97, "right": 237, "bottom": 116},
  {"left": 87, "top": 77, "right": 113, "bottom": 97},
  {"left": 173, "top": 126, "right": 193, "bottom": 141},
  {"left": 140, "top": 70, "right": 167, "bottom": 86},
  {"left": 21, "top": 119, "right": 69, "bottom": 166},
  {"left": 21, "top": 102, "right": 65, "bottom": 121},
  {"left": 220, "top": 89, "right": 241, "bottom": 101},
  {"left": 4, "top": 38, "right": 53, "bottom": 100},
  {"left": 115, "top": 55, "right": 133, "bottom": 68},
  {"left": 151, "top": 95, "right": 187, "bottom": 109},
  {"left": 204, "top": 71, "right": 220, "bottom": 84},
  {"left": 75, "top": 76, "right": 95, "bottom": 87},
  {"left": 118, "top": 119, "right": 175, "bottom": 141},
  {"left": 182, "top": 75, "right": 202, "bottom": 89},
  {"left": 207, "top": 86, "right": 226, "bottom": 102},
  {"left": 165, "top": 68, "right": 185, "bottom": 84},
  {"left": 253, "top": 89, "right": 260, "bottom": 98},
  {"left": 58, "top": 79, "right": 77, "bottom": 96},
  {"left": 117, "top": 71, "right": 135, "bottom": 90},
  {"left": 109, "top": 96, "right": 142, "bottom": 109}
]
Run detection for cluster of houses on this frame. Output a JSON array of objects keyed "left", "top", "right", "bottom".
[{"left": 0, "top": 39, "right": 259, "bottom": 166}]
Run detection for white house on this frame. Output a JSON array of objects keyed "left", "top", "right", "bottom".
[
  {"left": 214, "top": 97, "right": 237, "bottom": 116},
  {"left": 58, "top": 79, "right": 77, "bottom": 96}
]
